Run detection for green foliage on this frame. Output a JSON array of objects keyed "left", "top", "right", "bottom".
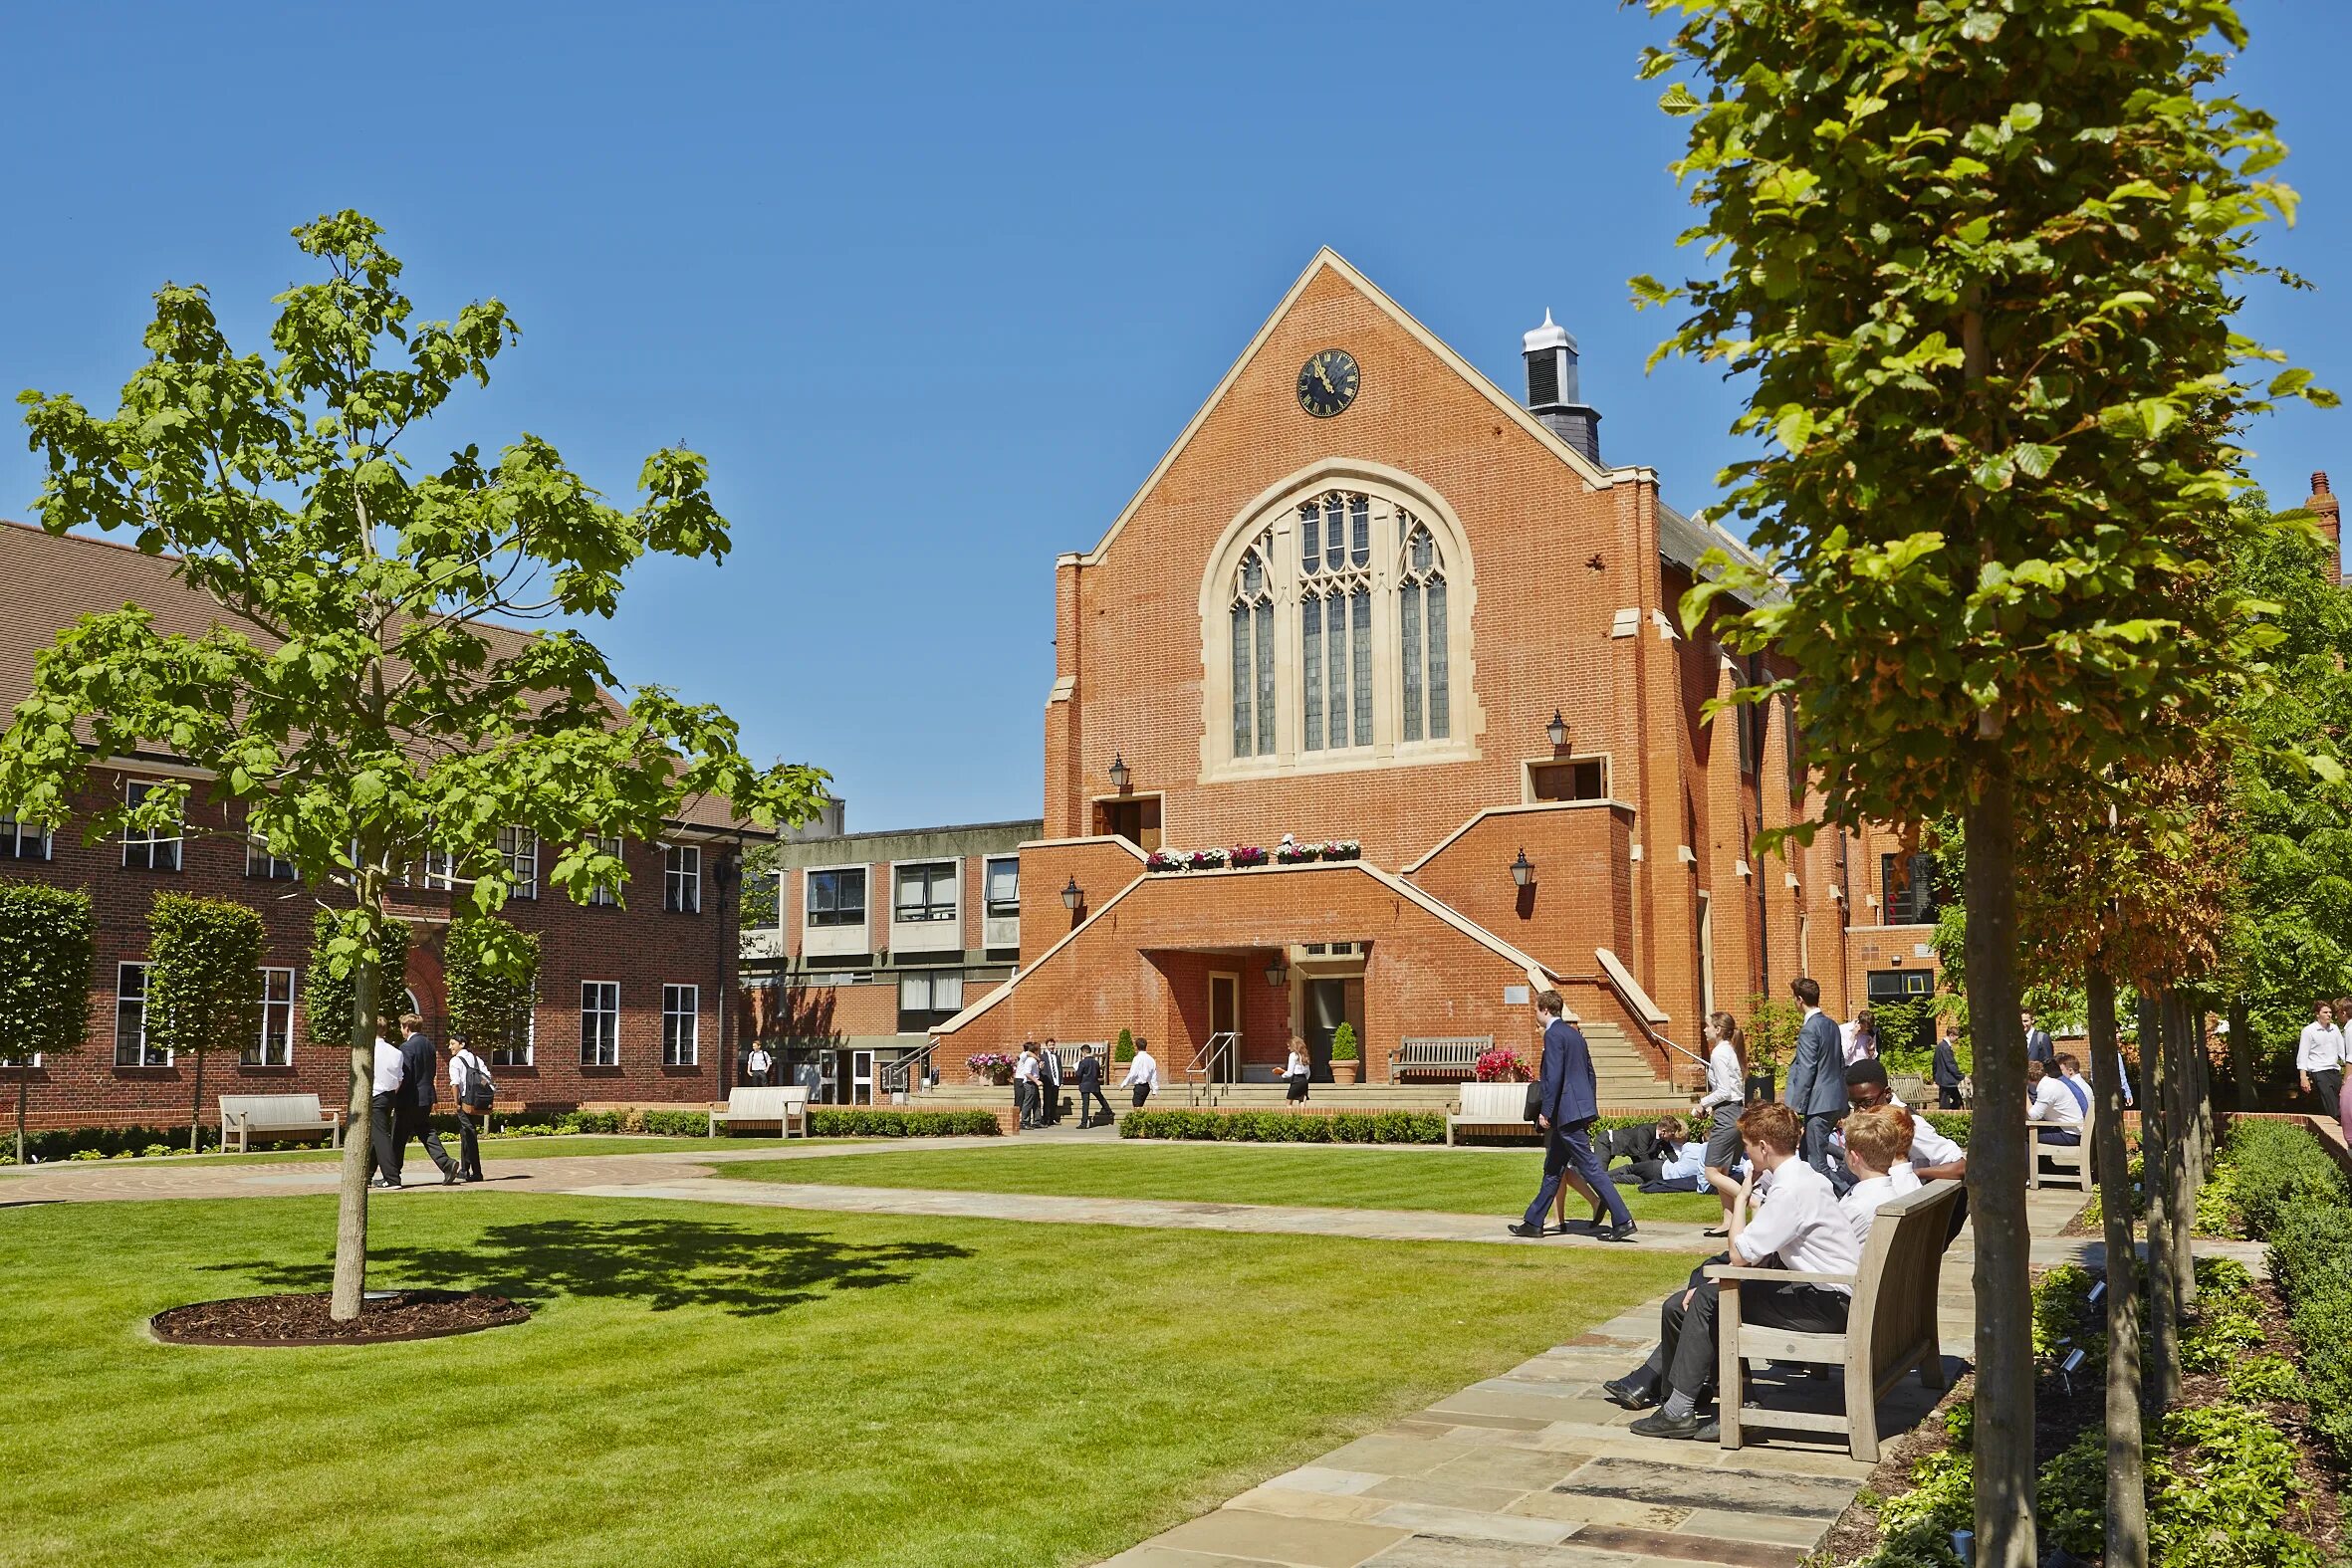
[
  {"left": 738, "top": 841, "right": 780, "bottom": 929},
  {"left": 443, "top": 916, "right": 538, "bottom": 1057},
  {"left": 1114, "top": 1028, "right": 1134, "bottom": 1063},
  {"left": 2029, "top": 1262, "right": 2095, "bottom": 1358},
  {"left": 1871, "top": 994, "right": 1943, "bottom": 1077},
  {"left": 1740, "top": 992, "right": 1800, "bottom": 1075},
  {"left": 307, "top": 909, "right": 408, "bottom": 1045},
  {"left": 1329, "top": 1022, "right": 1358, "bottom": 1062},
  {"left": 2226, "top": 1115, "right": 2350, "bottom": 1235},
  {"left": 2148, "top": 1404, "right": 2321, "bottom": 1567},
  {"left": 0, "top": 878, "right": 94, "bottom": 1066},
  {"left": 2181, "top": 1255, "right": 2265, "bottom": 1372},
  {"left": 805, "top": 1109, "right": 1001, "bottom": 1138},
  {"left": 1919, "top": 1111, "right": 1972, "bottom": 1149},
  {"left": 145, "top": 895, "right": 265, "bottom": 1063},
  {"left": 2268, "top": 1198, "right": 2352, "bottom": 1463},
  {"left": 1120, "top": 1108, "right": 1446, "bottom": 1145},
  {"left": 642, "top": 1109, "right": 711, "bottom": 1138},
  {"left": 2224, "top": 1354, "right": 2302, "bottom": 1406},
  {"left": 0, "top": 1121, "right": 224, "bottom": 1163}
]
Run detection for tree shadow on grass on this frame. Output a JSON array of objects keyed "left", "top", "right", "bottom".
[{"left": 201, "top": 1218, "right": 972, "bottom": 1317}]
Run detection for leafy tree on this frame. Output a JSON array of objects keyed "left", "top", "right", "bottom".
[
  {"left": 1640, "top": 6, "right": 2323, "bottom": 1562},
  {"left": 307, "top": 910, "right": 407, "bottom": 1048},
  {"left": 739, "top": 841, "right": 781, "bottom": 930},
  {"left": 1739, "top": 991, "right": 1801, "bottom": 1082},
  {"left": 0, "top": 878, "right": 94, "bottom": 1164},
  {"left": 0, "top": 213, "right": 827, "bottom": 1319},
  {"left": 443, "top": 915, "right": 538, "bottom": 1060},
  {"left": 146, "top": 893, "right": 267, "bottom": 1153}
]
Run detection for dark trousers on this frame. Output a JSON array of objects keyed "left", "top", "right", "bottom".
[
  {"left": 454, "top": 1109, "right": 485, "bottom": 1180},
  {"left": 1079, "top": 1085, "right": 1114, "bottom": 1126},
  {"left": 1014, "top": 1081, "right": 1035, "bottom": 1126},
  {"left": 1523, "top": 1117, "right": 1633, "bottom": 1231},
  {"left": 1287, "top": 1074, "right": 1309, "bottom": 1103},
  {"left": 1132, "top": 1084, "right": 1151, "bottom": 1109},
  {"left": 369, "top": 1092, "right": 402, "bottom": 1184},
  {"left": 2035, "top": 1126, "right": 2082, "bottom": 1146},
  {"left": 1937, "top": 1084, "right": 1964, "bottom": 1110},
  {"left": 1799, "top": 1112, "right": 1839, "bottom": 1177},
  {"left": 2313, "top": 1067, "right": 2345, "bottom": 1116},
  {"left": 1612, "top": 1157, "right": 1666, "bottom": 1187},
  {"left": 1637, "top": 1274, "right": 1851, "bottom": 1399},
  {"left": 1041, "top": 1080, "right": 1060, "bottom": 1123},
  {"left": 397, "top": 1104, "right": 458, "bottom": 1177}
]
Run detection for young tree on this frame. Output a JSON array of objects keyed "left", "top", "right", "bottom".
[
  {"left": 307, "top": 911, "right": 408, "bottom": 1052},
  {"left": 0, "top": 213, "right": 827, "bottom": 1319},
  {"left": 146, "top": 893, "right": 267, "bottom": 1153},
  {"left": 443, "top": 915, "right": 538, "bottom": 1060},
  {"left": 1641, "top": 7, "right": 2322, "bottom": 1562},
  {"left": 0, "top": 878, "right": 95, "bottom": 1164}
]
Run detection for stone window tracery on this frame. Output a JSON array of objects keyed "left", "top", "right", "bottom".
[{"left": 1229, "top": 533, "right": 1277, "bottom": 758}]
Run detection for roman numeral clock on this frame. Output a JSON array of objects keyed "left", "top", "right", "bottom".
[{"left": 1296, "top": 348, "right": 1359, "bottom": 418}]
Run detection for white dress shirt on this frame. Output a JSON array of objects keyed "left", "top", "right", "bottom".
[
  {"left": 370, "top": 1037, "right": 405, "bottom": 1096},
  {"left": 2029, "top": 1075, "right": 2083, "bottom": 1128},
  {"left": 1907, "top": 1115, "right": 1966, "bottom": 1171},
  {"left": 746, "top": 1048, "right": 772, "bottom": 1075},
  {"left": 1739, "top": 1157, "right": 1861, "bottom": 1291},
  {"left": 1838, "top": 1173, "right": 1903, "bottom": 1245},
  {"left": 1013, "top": 1053, "right": 1038, "bottom": 1083},
  {"left": 1121, "top": 1050, "right": 1161, "bottom": 1089},
  {"left": 1284, "top": 1050, "right": 1309, "bottom": 1079},
  {"left": 448, "top": 1048, "right": 493, "bottom": 1094},
  {"left": 2297, "top": 1022, "right": 2345, "bottom": 1073},
  {"left": 1698, "top": 1041, "right": 1744, "bottom": 1111},
  {"left": 1885, "top": 1162, "right": 1926, "bottom": 1195},
  {"left": 1655, "top": 1140, "right": 1706, "bottom": 1183}
]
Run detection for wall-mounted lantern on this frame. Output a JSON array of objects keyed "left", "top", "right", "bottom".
[
  {"left": 1510, "top": 848, "right": 1535, "bottom": 889},
  {"left": 1544, "top": 710, "right": 1568, "bottom": 750},
  {"left": 1108, "top": 754, "right": 1131, "bottom": 793},
  {"left": 1265, "top": 955, "right": 1289, "bottom": 988},
  {"left": 1060, "top": 875, "right": 1083, "bottom": 912}
]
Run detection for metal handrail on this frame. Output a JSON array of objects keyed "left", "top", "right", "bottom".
[
  {"left": 1590, "top": 948, "right": 1709, "bottom": 1076},
  {"left": 882, "top": 1038, "right": 941, "bottom": 1099},
  {"left": 1185, "top": 1031, "right": 1240, "bottom": 1106}
]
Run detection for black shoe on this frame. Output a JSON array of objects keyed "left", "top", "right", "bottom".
[
  {"left": 1694, "top": 1420, "right": 1721, "bottom": 1443},
  {"left": 443, "top": 1169, "right": 461, "bottom": 1186},
  {"left": 1507, "top": 1222, "right": 1546, "bottom": 1238},
  {"left": 1605, "top": 1222, "right": 1639, "bottom": 1243},
  {"left": 1629, "top": 1408, "right": 1706, "bottom": 1440},
  {"left": 1702, "top": 1226, "right": 1730, "bottom": 1238},
  {"left": 1602, "top": 1376, "right": 1658, "bottom": 1411}
]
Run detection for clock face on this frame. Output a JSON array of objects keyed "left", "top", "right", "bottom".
[{"left": 1296, "top": 348, "right": 1359, "bottom": 418}]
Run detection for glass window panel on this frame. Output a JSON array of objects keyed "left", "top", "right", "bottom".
[
  {"left": 1327, "top": 592, "right": 1348, "bottom": 748},
  {"left": 1241, "top": 551, "right": 1263, "bottom": 597},
  {"left": 936, "top": 973, "right": 963, "bottom": 1008},
  {"left": 1231, "top": 603, "right": 1252, "bottom": 757},
  {"left": 1254, "top": 599, "right": 1275, "bottom": 756},
  {"left": 1324, "top": 497, "right": 1343, "bottom": 571},
  {"left": 1300, "top": 506, "right": 1319, "bottom": 574},
  {"left": 1301, "top": 594, "right": 1323, "bottom": 751},
  {"left": 1427, "top": 574, "right": 1450, "bottom": 739},
  {"left": 1351, "top": 587, "right": 1372, "bottom": 746},
  {"left": 1400, "top": 580, "right": 1423, "bottom": 742},
  {"left": 1350, "top": 495, "right": 1369, "bottom": 566}
]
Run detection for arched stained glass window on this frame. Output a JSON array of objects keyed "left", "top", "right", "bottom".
[
  {"left": 1398, "top": 517, "right": 1449, "bottom": 742},
  {"left": 1300, "top": 492, "right": 1375, "bottom": 752},
  {"left": 1230, "top": 537, "right": 1277, "bottom": 757}
]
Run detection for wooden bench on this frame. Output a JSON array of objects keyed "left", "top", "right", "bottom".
[
  {"left": 2029, "top": 1097, "right": 2094, "bottom": 1192},
  {"left": 1712, "top": 1178, "right": 1964, "bottom": 1463},
  {"left": 1391, "top": 1035, "right": 1494, "bottom": 1080},
  {"left": 708, "top": 1085, "right": 811, "bottom": 1138},
  {"left": 219, "top": 1093, "right": 342, "bottom": 1153},
  {"left": 1447, "top": 1081, "right": 1536, "bottom": 1145}
]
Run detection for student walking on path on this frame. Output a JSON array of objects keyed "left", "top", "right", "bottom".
[
  {"left": 1697, "top": 1009, "right": 1748, "bottom": 1237},
  {"left": 1509, "top": 990, "right": 1635, "bottom": 1243},
  {"left": 447, "top": 1032, "right": 495, "bottom": 1183},
  {"left": 1074, "top": 1044, "right": 1114, "bottom": 1128},
  {"left": 396, "top": 1013, "right": 462, "bottom": 1186},
  {"left": 368, "top": 1023, "right": 405, "bottom": 1189},
  {"left": 1282, "top": 1045, "right": 1311, "bottom": 1103},
  {"left": 1121, "top": 1039, "right": 1161, "bottom": 1109}
]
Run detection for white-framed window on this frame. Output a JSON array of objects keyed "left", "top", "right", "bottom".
[
  {"left": 422, "top": 847, "right": 460, "bottom": 890},
  {"left": 894, "top": 861, "right": 957, "bottom": 923},
  {"left": 983, "top": 856, "right": 1020, "bottom": 919},
  {"left": 245, "top": 838, "right": 298, "bottom": 881},
  {"left": 664, "top": 843, "right": 701, "bottom": 914},
  {"left": 588, "top": 834, "right": 623, "bottom": 907},
  {"left": 499, "top": 826, "right": 539, "bottom": 899},
  {"left": 896, "top": 971, "right": 965, "bottom": 1033},
  {"left": 246, "top": 968, "right": 296, "bottom": 1066},
  {"left": 115, "top": 962, "right": 164, "bottom": 1066},
  {"left": 492, "top": 1000, "right": 537, "bottom": 1068},
  {"left": 1, "top": 808, "right": 53, "bottom": 860},
  {"left": 808, "top": 867, "right": 865, "bottom": 927},
  {"left": 120, "top": 781, "right": 182, "bottom": 871},
  {"left": 580, "top": 981, "right": 619, "bottom": 1067},
  {"left": 662, "top": 984, "right": 699, "bottom": 1066}
]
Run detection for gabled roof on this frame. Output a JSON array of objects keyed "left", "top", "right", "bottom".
[{"left": 0, "top": 520, "right": 763, "bottom": 834}]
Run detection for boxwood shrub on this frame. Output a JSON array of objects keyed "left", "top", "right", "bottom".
[
  {"left": 1120, "top": 1108, "right": 1445, "bottom": 1144},
  {"left": 807, "top": 1108, "right": 1000, "bottom": 1138}
]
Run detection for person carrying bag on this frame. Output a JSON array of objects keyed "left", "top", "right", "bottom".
[{"left": 447, "top": 1032, "right": 497, "bottom": 1184}]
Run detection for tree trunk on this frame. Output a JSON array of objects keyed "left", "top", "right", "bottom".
[
  {"left": 2225, "top": 997, "right": 2258, "bottom": 1112},
  {"left": 14, "top": 1065, "right": 26, "bottom": 1167},
  {"left": 2088, "top": 971, "right": 2148, "bottom": 1568},
  {"left": 1964, "top": 774, "right": 2035, "bottom": 1568},
  {"left": 329, "top": 954, "right": 377, "bottom": 1322},
  {"left": 2192, "top": 1008, "right": 2217, "bottom": 1181},
  {"left": 2143, "top": 991, "right": 2181, "bottom": 1411},
  {"left": 2166, "top": 997, "right": 2198, "bottom": 1313},
  {"left": 189, "top": 1045, "right": 205, "bottom": 1155}
]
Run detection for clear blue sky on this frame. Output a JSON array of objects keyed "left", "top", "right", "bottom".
[{"left": 2, "top": 2, "right": 2344, "bottom": 831}]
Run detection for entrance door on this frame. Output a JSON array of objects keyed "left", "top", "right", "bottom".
[
  {"left": 1094, "top": 796, "right": 1163, "bottom": 850},
  {"left": 851, "top": 1049, "right": 875, "bottom": 1106},
  {"left": 1306, "top": 979, "right": 1346, "bottom": 1081},
  {"left": 818, "top": 1050, "right": 841, "bottom": 1105},
  {"left": 1209, "top": 971, "right": 1241, "bottom": 1080}
]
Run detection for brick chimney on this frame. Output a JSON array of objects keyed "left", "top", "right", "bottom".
[
  {"left": 1523, "top": 310, "right": 1601, "bottom": 465},
  {"left": 2308, "top": 471, "right": 2342, "bottom": 585}
]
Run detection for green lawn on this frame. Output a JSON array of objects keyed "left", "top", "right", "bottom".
[
  {"left": 0, "top": 1194, "right": 1696, "bottom": 1568},
  {"left": 716, "top": 1142, "right": 1727, "bottom": 1224}
]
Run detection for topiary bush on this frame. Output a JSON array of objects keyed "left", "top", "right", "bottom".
[{"left": 2228, "top": 1117, "right": 2349, "bottom": 1236}]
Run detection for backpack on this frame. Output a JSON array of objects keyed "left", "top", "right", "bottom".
[{"left": 457, "top": 1052, "right": 496, "bottom": 1112}]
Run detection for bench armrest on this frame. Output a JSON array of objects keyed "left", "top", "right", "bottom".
[{"left": 1705, "top": 1264, "right": 1857, "bottom": 1287}]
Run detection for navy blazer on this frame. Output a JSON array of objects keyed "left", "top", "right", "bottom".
[
  {"left": 1932, "top": 1040, "right": 1963, "bottom": 1088},
  {"left": 399, "top": 1033, "right": 439, "bottom": 1110},
  {"left": 1782, "top": 1009, "right": 1846, "bottom": 1117},
  {"left": 2026, "top": 1029, "right": 2055, "bottom": 1066},
  {"left": 1533, "top": 1017, "right": 1601, "bottom": 1126}
]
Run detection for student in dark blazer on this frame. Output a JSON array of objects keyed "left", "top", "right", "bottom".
[
  {"left": 1509, "top": 990, "right": 1636, "bottom": 1241},
  {"left": 395, "top": 1013, "right": 461, "bottom": 1186},
  {"left": 1074, "top": 1044, "right": 1113, "bottom": 1128},
  {"left": 1931, "top": 1031, "right": 1965, "bottom": 1110},
  {"left": 1780, "top": 978, "right": 1846, "bottom": 1178},
  {"left": 2023, "top": 1010, "right": 2055, "bottom": 1067}
]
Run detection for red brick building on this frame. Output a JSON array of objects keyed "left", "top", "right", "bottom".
[
  {"left": 0, "top": 523, "right": 766, "bottom": 1133},
  {"left": 932, "top": 252, "right": 1937, "bottom": 1095}
]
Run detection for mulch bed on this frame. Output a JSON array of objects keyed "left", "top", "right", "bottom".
[
  {"left": 150, "top": 1290, "right": 529, "bottom": 1346},
  {"left": 1813, "top": 1265, "right": 2344, "bottom": 1565}
]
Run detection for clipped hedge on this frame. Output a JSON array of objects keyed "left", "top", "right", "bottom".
[
  {"left": 1121, "top": 1108, "right": 1446, "bottom": 1144},
  {"left": 2263, "top": 1156, "right": 2352, "bottom": 1467},
  {"left": 2228, "top": 1116, "right": 2349, "bottom": 1237},
  {"left": 807, "top": 1108, "right": 1000, "bottom": 1138},
  {"left": 0, "top": 1122, "right": 227, "bottom": 1164}
]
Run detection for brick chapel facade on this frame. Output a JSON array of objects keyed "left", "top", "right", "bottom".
[{"left": 930, "top": 251, "right": 1940, "bottom": 1091}]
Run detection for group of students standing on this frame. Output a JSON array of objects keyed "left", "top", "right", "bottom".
[{"left": 1011, "top": 1038, "right": 1162, "bottom": 1129}]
